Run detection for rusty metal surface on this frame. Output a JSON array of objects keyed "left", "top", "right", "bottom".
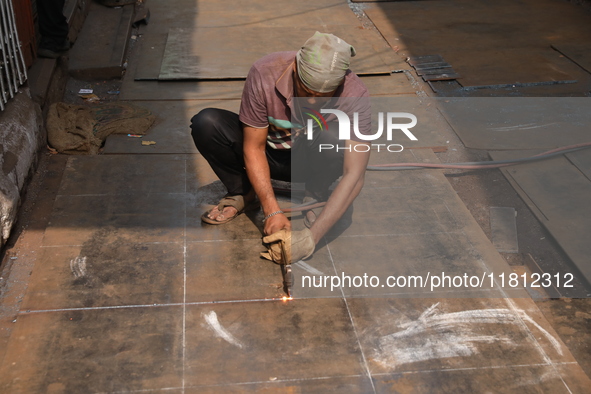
[
  {"left": 68, "top": 1, "right": 133, "bottom": 79},
  {"left": 103, "top": 100, "right": 238, "bottom": 154},
  {"left": 4, "top": 0, "right": 591, "bottom": 391},
  {"left": 121, "top": 73, "right": 415, "bottom": 101},
  {"left": 446, "top": 48, "right": 578, "bottom": 87},
  {"left": 364, "top": 0, "right": 591, "bottom": 87},
  {"left": 408, "top": 55, "right": 460, "bottom": 81},
  {"left": 158, "top": 26, "right": 394, "bottom": 80},
  {"left": 552, "top": 43, "right": 591, "bottom": 75},
  {"left": 2, "top": 149, "right": 590, "bottom": 391},
  {"left": 134, "top": 0, "right": 363, "bottom": 80},
  {"left": 422, "top": 72, "right": 460, "bottom": 82}
]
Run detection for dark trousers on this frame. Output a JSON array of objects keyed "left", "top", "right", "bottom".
[
  {"left": 190, "top": 108, "right": 344, "bottom": 199},
  {"left": 37, "top": 0, "right": 68, "bottom": 49}
]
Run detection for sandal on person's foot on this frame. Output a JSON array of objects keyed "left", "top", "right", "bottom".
[
  {"left": 201, "top": 195, "right": 258, "bottom": 225},
  {"left": 302, "top": 196, "right": 323, "bottom": 228}
]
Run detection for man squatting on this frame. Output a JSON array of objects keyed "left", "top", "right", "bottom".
[{"left": 190, "top": 32, "right": 372, "bottom": 264}]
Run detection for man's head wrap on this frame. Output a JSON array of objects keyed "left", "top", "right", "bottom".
[{"left": 296, "top": 32, "right": 356, "bottom": 93}]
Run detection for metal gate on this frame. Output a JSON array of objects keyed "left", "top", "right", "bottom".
[{"left": 0, "top": 0, "right": 27, "bottom": 111}]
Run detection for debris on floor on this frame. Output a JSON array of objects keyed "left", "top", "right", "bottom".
[{"left": 47, "top": 102, "right": 155, "bottom": 154}]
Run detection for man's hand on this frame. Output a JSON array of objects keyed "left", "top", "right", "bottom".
[
  {"left": 264, "top": 213, "right": 291, "bottom": 235},
  {"left": 261, "top": 228, "right": 315, "bottom": 264}
]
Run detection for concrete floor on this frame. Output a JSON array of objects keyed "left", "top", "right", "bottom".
[{"left": 1, "top": 0, "right": 591, "bottom": 392}]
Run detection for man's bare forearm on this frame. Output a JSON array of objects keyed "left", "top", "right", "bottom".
[
  {"left": 242, "top": 124, "right": 290, "bottom": 234},
  {"left": 244, "top": 148, "right": 281, "bottom": 216}
]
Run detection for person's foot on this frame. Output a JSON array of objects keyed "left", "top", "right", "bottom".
[
  {"left": 38, "top": 39, "right": 70, "bottom": 59},
  {"left": 57, "top": 39, "right": 71, "bottom": 52},
  {"left": 205, "top": 205, "right": 240, "bottom": 223},
  {"left": 202, "top": 190, "right": 257, "bottom": 224},
  {"left": 37, "top": 47, "right": 62, "bottom": 59}
]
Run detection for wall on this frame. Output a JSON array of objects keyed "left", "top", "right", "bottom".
[{"left": 0, "top": 88, "right": 41, "bottom": 247}]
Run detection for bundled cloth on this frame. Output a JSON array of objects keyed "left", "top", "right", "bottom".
[{"left": 47, "top": 102, "right": 155, "bottom": 154}]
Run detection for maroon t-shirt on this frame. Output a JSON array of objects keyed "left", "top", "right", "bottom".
[{"left": 239, "top": 51, "right": 370, "bottom": 150}]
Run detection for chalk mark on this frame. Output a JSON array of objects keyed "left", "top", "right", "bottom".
[
  {"left": 69, "top": 256, "right": 87, "bottom": 279},
  {"left": 374, "top": 303, "right": 562, "bottom": 369},
  {"left": 293, "top": 260, "right": 324, "bottom": 276},
  {"left": 203, "top": 310, "right": 244, "bottom": 349},
  {"left": 489, "top": 122, "right": 558, "bottom": 131}
]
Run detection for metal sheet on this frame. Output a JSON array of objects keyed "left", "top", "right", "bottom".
[
  {"left": 106, "top": 96, "right": 447, "bottom": 156},
  {"left": 422, "top": 72, "right": 460, "bottom": 81},
  {"left": 364, "top": 0, "right": 591, "bottom": 53},
  {"left": 490, "top": 207, "right": 518, "bottom": 253},
  {"left": 358, "top": 74, "right": 416, "bottom": 96},
  {"left": 364, "top": 0, "right": 591, "bottom": 87},
  {"left": 103, "top": 100, "right": 241, "bottom": 154},
  {"left": 414, "top": 63, "right": 452, "bottom": 72},
  {"left": 447, "top": 48, "right": 576, "bottom": 87},
  {"left": 490, "top": 150, "right": 591, "bottom": 286},
  {"left": 134, "top": 0, "right": 369, "bottom": 80},
  {"left": 158, "top": 26, "right": 395, "bottom": 80},
  {"left": 552, "top": 43, "right": 591, "bottom": 75},
  {"left": 121, "top": 74, "right": 415, "bottom": 101},
  {"left": 68, "top": 2, "right": 133, "bottom": 79},
  {"left": 408, "top": 55, "right": 445, "bottom": 67},
  {"left": 567, "top": 150, "right": 591, "bottom": 182},
  {"left": 418, "top": 68, "right": 455, "bottom": 76},
  {"left": 120, "top": 78, "right": 246, "bottom": 101},
  {"left": 196, "top": 2, "right": 361, "bottom": 28},
  {"left": 133, "top": 0, "right": 199, "bottom": 81},
  {"left": 438, "top": 98, "right": 591, "bottom": 150},
  {"left": 364, "top": 98, "right": 450, "bottom": 149}
]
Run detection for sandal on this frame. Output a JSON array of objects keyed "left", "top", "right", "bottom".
[{"left": 201, "top": 195, "right": 259, "bottom": 225}]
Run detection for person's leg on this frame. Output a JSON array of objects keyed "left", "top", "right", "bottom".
[
  {"left": 191, "top": 108, "right": 291, "bottom": 223},
  {"left": 191, "top": 108, "right": 256, "bottom": 223},
  {"left": 37, "top": 0, "right": 69, "bottom": 57},
  {"left": 191, "top": 108, "right": 251, "bottom": 196},
  {"left": 292, "top": 125, "right": 344, "bottom": 200},
  {"left": 266, "top": 148, "right": 291, "bottom": 182}
]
